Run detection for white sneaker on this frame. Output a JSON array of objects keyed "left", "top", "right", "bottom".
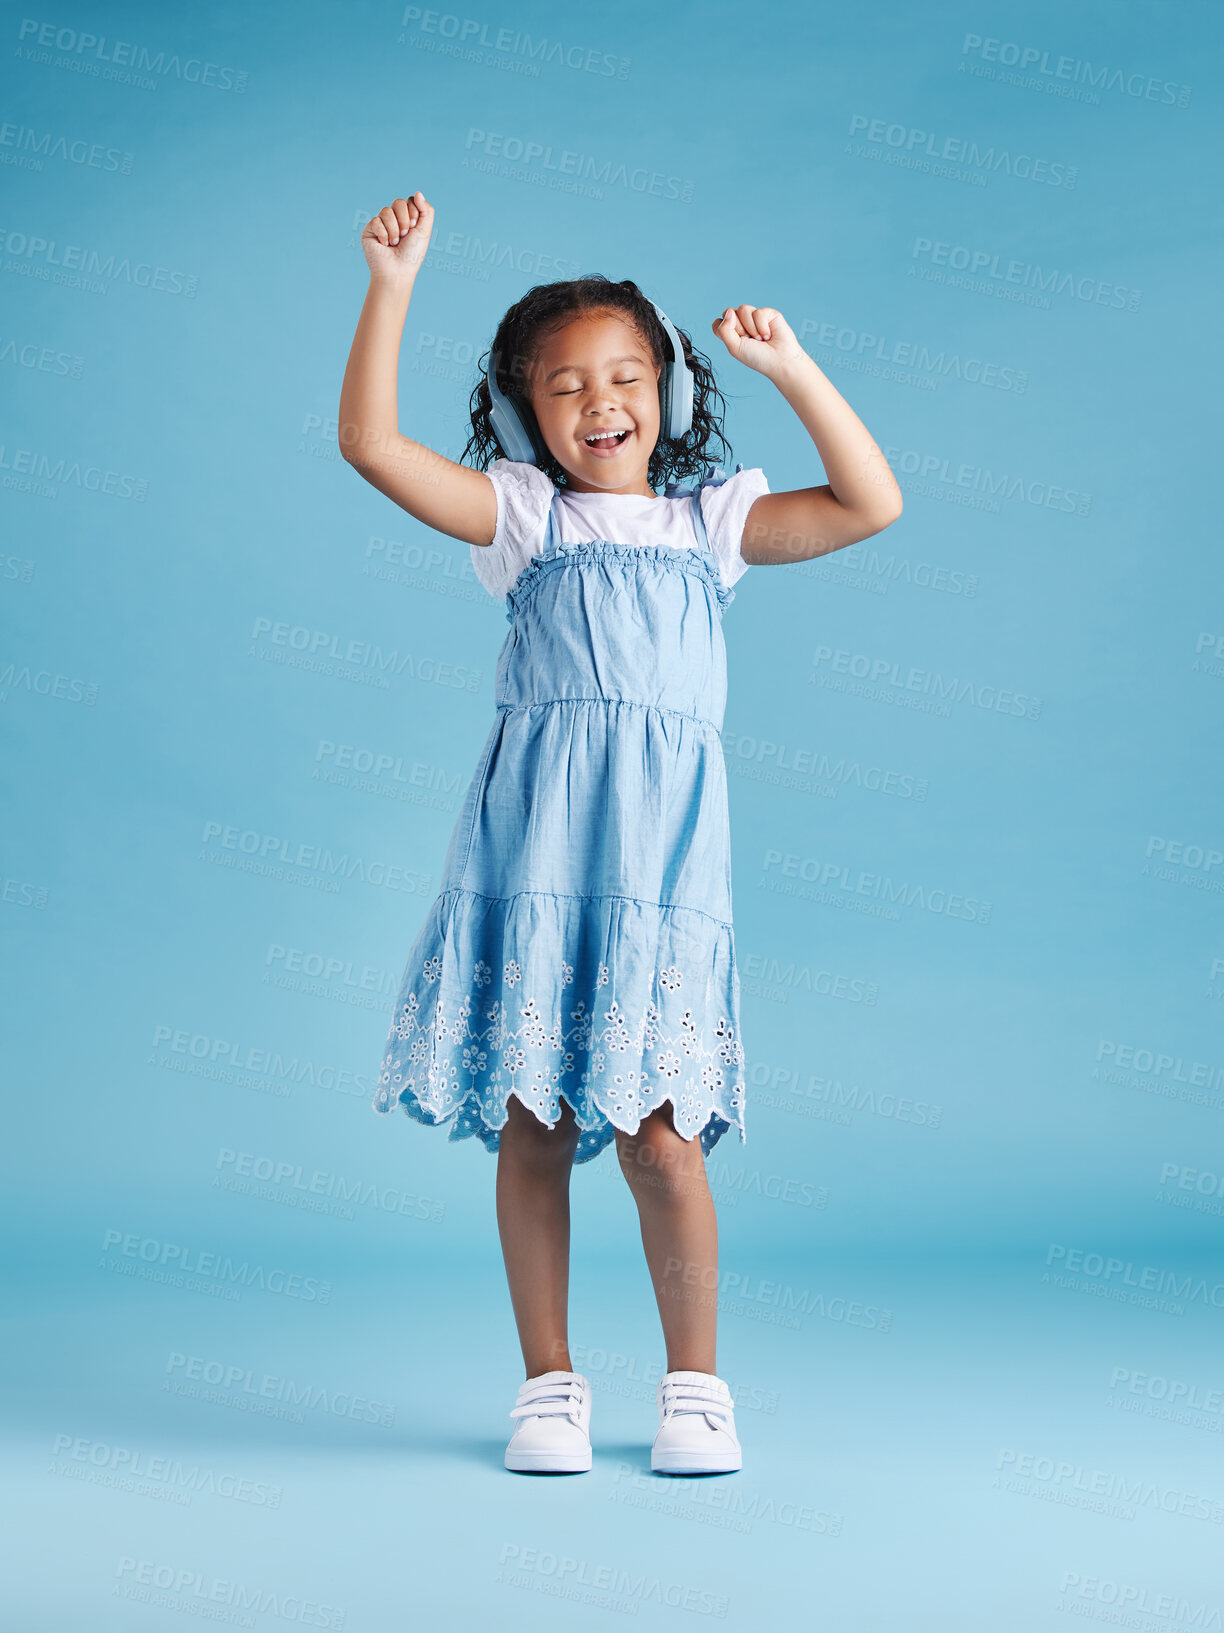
[
  {"left": 504, "top": 1370, "right": 592, "bottom": 1473},
  {"left": 651, "top": 1369, "right": 742, "bottom": 1474}
]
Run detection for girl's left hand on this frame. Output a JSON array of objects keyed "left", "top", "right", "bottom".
[{"left": 711, "top": 305, "right": 804, "bottom": 379}]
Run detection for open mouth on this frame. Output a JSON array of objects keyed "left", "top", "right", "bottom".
[{"left": 582, "top": 428, "right": 631, "bottom": 451}]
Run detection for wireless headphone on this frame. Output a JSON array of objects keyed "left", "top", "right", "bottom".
[{"left": 484, "top": 300, "right": 695, "bottom": 466}]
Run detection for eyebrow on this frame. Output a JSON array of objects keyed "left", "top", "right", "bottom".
[{"left": 542, "top": 354, "right": 647, "bottom": 384}]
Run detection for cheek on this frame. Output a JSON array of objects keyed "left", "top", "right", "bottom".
[
  {"left": 533, "top": 398, "right": 565, "bottom": 431},
  {"left": 636, "top": 390, "right": 661, "bottom": 426}
]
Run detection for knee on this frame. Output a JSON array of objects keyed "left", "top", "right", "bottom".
[
  {"left": 500, "top": 1095, "right": 580, "bottom": 1167},
  {"left": 616, "top": 1117, "right": 703, "bottom": 1201}
]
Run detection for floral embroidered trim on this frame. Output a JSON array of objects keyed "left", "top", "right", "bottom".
[{"left": 374, "top": 952, "right": 747, "bottom": 1165}]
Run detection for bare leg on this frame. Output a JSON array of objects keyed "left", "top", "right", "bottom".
[
  {"left": 614, "top": 1103, "right": 719, "bottom": 1374},
  {"left": 495, "top": 1094, "right": 581, "bottom": 1379}
]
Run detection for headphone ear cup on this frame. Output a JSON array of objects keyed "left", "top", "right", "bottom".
[
  {"left": 658, "top": 362, "right": 674, "bottom": 442},
  {"left": 650, "top": 303, "right": 695, "bottom": 441},
  {"left": 672, "top": 357, "right": 694, "bottom": 439},
  {"left": 521, "top": 397, "right": 549, "bottom": 464},
  {"left": 487, "top": 351, "right": 547, "bottom": 465},
  {"left": 658, "top": 358, "right": 693, "bottom": 442},
  {"left": 488, "top": 398, "right": 535, "bottom": 464}
]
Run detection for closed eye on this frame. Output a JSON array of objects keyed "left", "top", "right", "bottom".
[{"left": 553, "top": 378, "right": 640, "bottom": 395}]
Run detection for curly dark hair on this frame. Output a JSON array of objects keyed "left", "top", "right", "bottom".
[{"left": 460, "top": 275, "right": 732, "bottom": 492}]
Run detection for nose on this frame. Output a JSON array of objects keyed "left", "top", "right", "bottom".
[{"left": 581, "top": 382, "right": 624, "bottom": 415}]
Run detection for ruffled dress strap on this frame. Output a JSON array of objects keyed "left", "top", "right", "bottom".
[
  {"left": 664, "top": 462, "right": 746, "bottom": 611},
  {"left": 540, "top": 487, "right": 562, "bottom": 554},
  {"left": 500, "top": 486, "right": 561, "bottom": 621}
]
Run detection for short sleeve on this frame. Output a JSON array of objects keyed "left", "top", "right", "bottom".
[
  {"left": 470, "top": 458, "right": 555, "bottom": 600},
  {"left": 698, "top": 467, "right": 771, "bottom": 590}
]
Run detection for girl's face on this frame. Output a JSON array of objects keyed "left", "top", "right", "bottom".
[{"left": 525, "top": 310, "right": 662, "bottom": 495}]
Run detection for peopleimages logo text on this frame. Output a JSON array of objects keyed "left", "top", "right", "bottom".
[
  {"left": 100, "top": 1230, "right": 332, "bottom": 1302},
  {"left": 1045, "top": 1244, "right": 1224, "bottom": 1308}
]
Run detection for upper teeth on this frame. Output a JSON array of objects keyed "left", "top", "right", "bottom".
[{"left": 586, "top": 430, "right": 624, "bottom": 443}]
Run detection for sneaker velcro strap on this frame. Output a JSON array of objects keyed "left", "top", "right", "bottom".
[
  {"left": 509, "top": 1396, "right": 581, "bottom": 1419},
  {"left": 660, "top": 1380, "right": 733, "bottom": 1428},
  {"left": 510, "top": 1377, "right": 585, "bottom": 1420}
]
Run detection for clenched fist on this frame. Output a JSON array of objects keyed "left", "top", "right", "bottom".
[
  {"left": 360, "top": 191, "right": 434, "bottom": 284},
  {"left": 711, "top": 305, "right": 804, "bottom": 380}
]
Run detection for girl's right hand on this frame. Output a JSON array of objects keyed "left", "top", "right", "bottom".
[{"left": 360, "top": 192, "right": 434, "bottom": 284}]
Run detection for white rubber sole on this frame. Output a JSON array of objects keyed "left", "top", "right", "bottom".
[
  {"left": 505, "top": 1447, "right": 592, "bottom": 1473},
  {"left": 651, "top": 1448, "right": 742, "bottom": 1474}
]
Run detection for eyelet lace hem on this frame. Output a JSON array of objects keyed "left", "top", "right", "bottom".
[{"left": 373, "top": 896, "right": 748, "bottom": 1166}]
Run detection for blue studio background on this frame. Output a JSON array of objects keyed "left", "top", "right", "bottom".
[{"left": 4, "top": 1, "right": 1222, "bottom": 1627}]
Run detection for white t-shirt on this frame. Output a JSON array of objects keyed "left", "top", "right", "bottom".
[{"left": 471, "top": 458, "right": 770, "bottom": 601}]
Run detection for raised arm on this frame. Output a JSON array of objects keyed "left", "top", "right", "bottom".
[
  {"left": 338, "top": 192, "right": 498, "bottom": 549},
  {"left": 710, "top": 304, "right": 904, "bottom": 567}
]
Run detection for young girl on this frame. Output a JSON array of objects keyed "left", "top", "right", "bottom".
[{"left": 339, "top": 191, "right": 903, "bottom": 1477}]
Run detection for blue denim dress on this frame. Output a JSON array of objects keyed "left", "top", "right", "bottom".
[{"left": 373, "top": 466, "right": 748, "bottom": 1164}]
